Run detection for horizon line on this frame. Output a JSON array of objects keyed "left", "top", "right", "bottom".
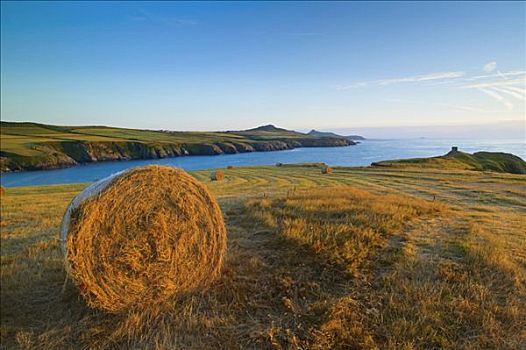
[{"left": 1, "top": 118, "right": 524, "bottom": 133}]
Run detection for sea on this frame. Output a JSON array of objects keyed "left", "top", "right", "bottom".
[{"left": 1, "top": 138, "right": 524, "bottom": 187}]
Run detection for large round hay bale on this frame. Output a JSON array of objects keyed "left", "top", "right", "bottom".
[
  {"left": 0, "top": 186, "right": 5, "bottom": 196},
  {"left": 60, "top": 165, "right": 226, "bottom": 313}
]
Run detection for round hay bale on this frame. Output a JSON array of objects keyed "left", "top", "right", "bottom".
[
  {"left": 60, "top": 165, "right": 226, "bottom": 313},
  {"left": 0, "top": 186, "right": 5, "bottom": 196},
  {"left": 210, "top": 170, "right": 224, "bottom": 181},
  {"left": 321, "top": 166, "right": 333, "bottom": 174}
]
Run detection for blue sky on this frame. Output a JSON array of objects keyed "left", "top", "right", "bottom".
[{"left": 1, "top": 1, "right": 525, "bottom": 136}]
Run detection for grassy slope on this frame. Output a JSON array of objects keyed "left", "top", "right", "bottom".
[
  {"left": 0, "top": 122, "right": 244, "bottom": 156},
  {"left": 1, "top": 165, "right": 525, "bottom": 349},
  {"left": 0, "top": 122, "right": 335, "bottom": 156},
  {"left": 373, "top": 149, "right": 526, "bottom": 174},
  {"left": 1, "top": 122, "right": 352, "bottom": 172}
]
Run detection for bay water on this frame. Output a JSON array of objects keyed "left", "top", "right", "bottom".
[{"left": 1, "top": 138, "right": 524, "bottom": 187}]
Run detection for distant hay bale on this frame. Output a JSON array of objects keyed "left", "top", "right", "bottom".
[
  {"left": 321, "top": 166, "right": 334, "bottom": 174},
  {"left": 226, "top": 165, "right": 234, "bottom": 169},
  {"left": 60, "top": 165, "right": 226, "bottom": 313},
  {"left": 210, "top": 170, "right": 224, "bottom": 181},
  {"left": 0, "top": 186, "right": 5, "bottom": 196}
]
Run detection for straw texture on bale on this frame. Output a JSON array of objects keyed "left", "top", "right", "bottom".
[
  {"left": 321, "top": 167, "right": 334, "bottom": 174},
  {"left": 60, "top": 165, "right": 226, "bottom": 313},
  {"left": 210, "top": 170, "right": 224, "bottom": 181}
]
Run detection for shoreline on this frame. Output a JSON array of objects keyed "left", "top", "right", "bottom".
[
  {"left": 1, "top": 142, "right": 353, "bottom": 174},
  {"left": 3, "top": 139, "right": 525, "bottom": 188}
]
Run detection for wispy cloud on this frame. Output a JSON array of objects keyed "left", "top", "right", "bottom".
[
  {"left": 478, "top": 88, "right": 514, "bottom": 110},
  {"left": 385, "top": 98, "right": 492, "bottom": 113},
  {"left": 503, "top": 86, "right": 526, "bottom": 97},
  {"left": 378, "top": 71, "right": 465, "bottom": 85},
  {"left": 336, "top": 71, "right": 465, "bottom": 90},
  {"left": 483, "top": 61, "right": 497, "bottom": 73},
  {"left": 462, "top": 71, "right": 526, "bottom": 83},
  {"left": 338, "top": 62, "right": 525, "bottom": 111},
  {"left": 492, "top": 87, "right": 525, "bottom": 100},
  {"left": 460, "top": 69, "right": 525, "bottom": 110},
  {"left": 461, "top": 77, "right": 526, "bottom": 89}
]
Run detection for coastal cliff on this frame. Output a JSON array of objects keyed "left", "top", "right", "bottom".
[{"left": 0, "top": 123, "right": 354, "bottom": 172}]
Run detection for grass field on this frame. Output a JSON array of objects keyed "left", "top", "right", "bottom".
[
  {"left": 1, "top": 165, "right": 525, "bottom": 349},
  {"left": 0, "top": 122, "right": 244, "bottom": 156}
]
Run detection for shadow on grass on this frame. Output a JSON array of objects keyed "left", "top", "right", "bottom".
[{"left": 1, "top": 197, "right": 356, "bottom": 349}]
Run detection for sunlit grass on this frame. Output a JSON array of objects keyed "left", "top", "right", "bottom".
[{"left": 1, "top": 165, "right": 525, "bottom": 349}]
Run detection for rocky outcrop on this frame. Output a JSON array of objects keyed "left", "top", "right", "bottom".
[
  {"left": 293, "top": 138, "right": 354, "bottom": 147},
  {"left": 252, "top": 141, "right": 290, "bottom": 152},
  {"left": 1, "top": 150, "right": 78, "bottom": 172}
]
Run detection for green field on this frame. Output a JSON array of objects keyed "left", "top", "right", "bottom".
[
  {"left": 0, "top": 123, "right": 245, "bottom": 155},
  {"left": 1, "top": 165, "right": 525, "bottom": 349}
]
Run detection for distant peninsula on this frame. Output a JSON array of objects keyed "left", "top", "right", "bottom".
[
  {"left": 307, "top": 129, "right": 366, "bottom": 141},
  {"left": 0, "top": 122, "right": 355, "bottom": 172},
  {"left": 372, "top": 147, "right": 526, "bottom": 174}
]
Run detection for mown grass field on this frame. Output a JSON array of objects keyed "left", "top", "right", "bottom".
[{"left": 1, "top": 165, "right": 525, "bottom": 349}]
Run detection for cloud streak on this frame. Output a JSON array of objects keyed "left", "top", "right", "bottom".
[
  {"left": 462, "top": 70, "right": 526, "bottom": 82},
  {"left": 483, "top": 61, "right": 497, "bottom": 73},
  {"left": 491, "top": 87, "right": 525, "bottom": 100},
  {"left": 336, "top": 71, "right": 465, "bottom": 89},
  {"left": 460, "top": 70, "right": 525, "bottom": 109},
  {"left": 337, "top": 62, "right": 525, "bottom": 111},
  {"left": 478, "top": 88, "right": 514, "bottom": 110},
  {"left": 385, "top": 98, "right": 492, "bottom": 113},
  {"left": 461, "top": 76, "right": 526, "bottom": 88}
]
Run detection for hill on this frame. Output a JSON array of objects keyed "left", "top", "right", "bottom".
[
  {"left": 308, "top": 129, "right": 366, "bottom": 140},
  {"left": 0, "top": 122, "right": 354, "bottom": 172},
  {"left": 239, "top": 124, "right": 294, "bottom": 133},
  {"left": 372, "top": 147, "right": 526, "bottom": 174},
  {"left": 1, "top": 165, "right": 524, "bottom": 348}
]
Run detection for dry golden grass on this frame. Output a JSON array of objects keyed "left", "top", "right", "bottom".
[
  {"left": 1, "top": 165, "right": 525, "bottom": 349},
  {"left": 63, "top": 165, "right": 226, "bottom": 313},
  {"left": 246, "top": 187, "right": 447, "bottom": 275}
]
